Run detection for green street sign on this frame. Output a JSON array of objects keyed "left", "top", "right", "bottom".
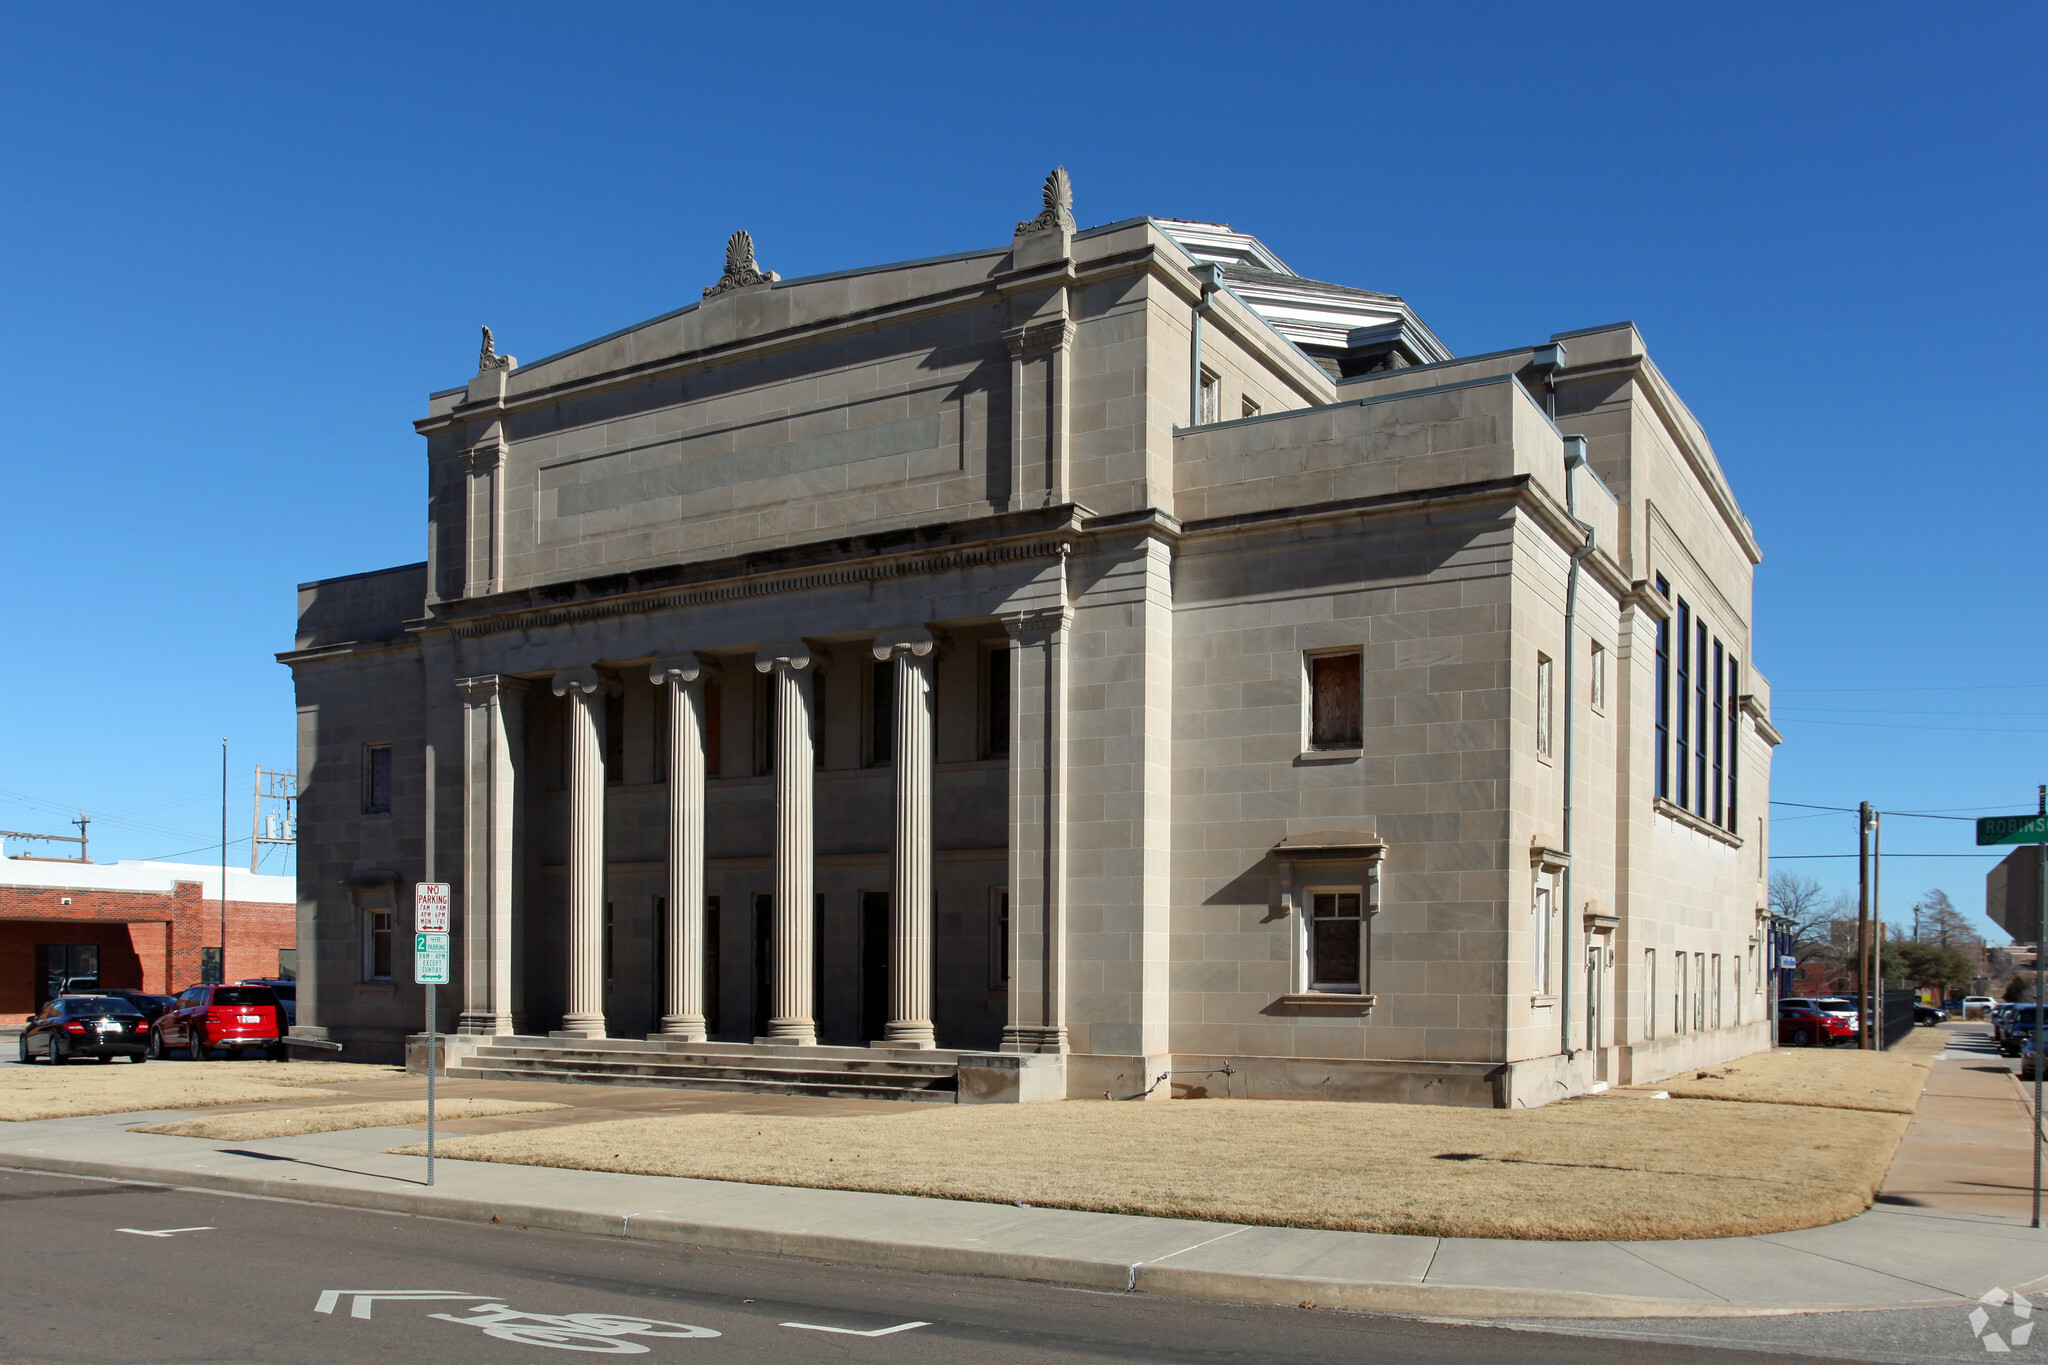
[
  {"left": 414, "top": 932, "right": 450, "bottom": 985},
  {"left": 1977, "top": 814, "right": 2048, "bottom": 847}
]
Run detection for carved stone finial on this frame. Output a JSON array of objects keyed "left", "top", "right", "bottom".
[
  {"left": 1016, "top": 166, "right": 1076, "bottom": 236},
  {"left": 478, "top": 325, "right": 516, "bottom": 372},
  {"left": 703, "top": 230, "right": 780, "bottom": 298}
]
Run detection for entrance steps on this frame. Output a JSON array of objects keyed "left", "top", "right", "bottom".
[{"left": 448, "top": 1035, "right": 962, "bottom": 1103}]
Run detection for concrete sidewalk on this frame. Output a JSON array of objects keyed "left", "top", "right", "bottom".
[{"left": 0, "top": 1030, "right": 2041, "bottom": 1321}]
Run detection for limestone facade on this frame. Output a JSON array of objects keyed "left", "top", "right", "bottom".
[{"left": 283, "top": 183, "right": 1776, "bottom": 1105}]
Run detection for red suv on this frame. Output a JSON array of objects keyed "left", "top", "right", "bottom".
[
  {"left": 1778, "top": 1002, "right": 1855, "bottom": 1048},
  {"left": 149, "top": 984, "right": 287, "bottom": 1061}
]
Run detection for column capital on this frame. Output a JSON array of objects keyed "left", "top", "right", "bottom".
[
  {"left": 650, "top": 653, "right": 721, "bottom": 686},
  {"left": 754, "top": 641, "right": 831, "bottom": 675},
  {"left": 871, "top": 627, "right": 942, "bottom": 662},
  {"left": 551, "top": 666, "right": 603, "bottom": 697},
  {"left": 456, "top": 674, "right": 530, "bottom": 702},
  {"left": 1001, "top": 606, "right": 1073, "bottom": 639}
]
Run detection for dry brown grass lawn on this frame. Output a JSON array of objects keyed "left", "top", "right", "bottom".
[
  {"left": 131, "top": 1098, "right": 569, "bottom": 1141},
  {"left": 0, "top": 1061, "right": 398, "bottom": 1121},
  {"left": 1644, "top": 1033, "right": 1942, "bottom": 1113},
  {"left": 393, "top": 1094, "right": 1911, "bottom": 1241}
]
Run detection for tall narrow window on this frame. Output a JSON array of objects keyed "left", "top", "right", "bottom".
[
  {"left": 1240, "top": 394, "right": 1262, "bottom": 419},
  {"left": 988, "top": 887, "right": 1010, "bottom": 989},
  {"left": 1675, "top": 600, "right": 1691, "bottom": 809},
  {"left": 985, "top": 644, "right": 1010, "bottom": 759},
  {"left": 363, "top": 910, "right": 392, "bottom": 982},
  {"left": 1198, "top": 367, "right": 1219, "bottom": 424},
  {"left": 1645, "top": 950, "right": 1658, "bottom": 1040},
  {"left": 363, "top": 744, "right": 392, "bottom": 815},
  {"left": 1694, "top": 618, "right": 1709, "bottom": 817},
  {"left": 1535, "top": 654, "right": 1554, "bottom": 759},
  {"left": 1654, "top": 575, "right": 1671, "bottom": 799},
  {"left": 1712, "top": 953, "right": 1724, "bottom": 1029},
  {"left": 1733, "top": 958, "right": 1743, "bottom": 1025},
  {"left": 1675, "top": 951, "right": 1687, "bottom": 1035},
  {"left": 605, "top": 690, "right": 624, "bottom": 784},
  {"left": 1711, "top": 640, "right": 1725, "bottom": 825},
  {"left": 869, "top": 659, "right": 894, "bottom": 767},
  {"left": 1727, "top": 654, "right": 1741, "bottom": 831},
  {"left": 1309, "top": 889, "right": 1365, "bottom": 993},
  {"left": 1308, "top": 652, "right": 1363, "bottom": 750},
  {"left": 1589, "top": 641, "right": 1606, "bottom": 714},
  {"left": 1533, "top": 884, "right": 1553, "bottom": 994}
]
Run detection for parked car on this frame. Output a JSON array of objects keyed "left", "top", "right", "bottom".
[
  {"left": 18, "top": 996, "right": 151, "bottom": 1064},
  {"left": 1783, "top": 997, "right": 1860, "bottom": 1030},
  {"left": 2002, "top": 1006, "right": 2047, "bottom": 1056},
  {"left": 2023, "top": 1032, "right": 2048, "bottom": 1081},
  {"left": 1779, "top": 1002, "right": 1855, "bottom": 1048},
  {"left": 237, "top": 978, "right": 296, "bottom": 1028},
  {"left": 149, "top": 984, "right": 286, "bottom": 1061},
  {"left": 1962, "top": 995, "right": 1998, "bottom": 1020},
  {"left": 95, "top": 989, "right": 176, "bottom": 1023},
  {"left": 1913, "top": 1002, "right": 1949, "bottom": 1025}
]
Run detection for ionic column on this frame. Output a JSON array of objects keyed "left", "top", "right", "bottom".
[
  {"left": 755, "top": 641, "right": 827, "bottom": 1045},
  {"left": 873, "top": 629, "right": 937, "bottom": 1049},
  {"left": 651, "top": 653, "right": 717, "bottom": 1040},
  {"left": 552, "top": 667, "right": 607, "bottom": 1039},
  {"left": 456, "top": 675, "right": 526, "bottom": 1035}
]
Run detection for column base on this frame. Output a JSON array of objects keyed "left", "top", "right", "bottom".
[
  {"left": 883, "top": 1021, "right": 937, "bottom": 1049},
  {"left": 657, "top": 1016, "right": 708, "bottom": 1041},
  {"left": 554, "top": 1015, "right": 608, "bottom": 1040},
  {"left": 456, "top": 1012, "right": 513, "bottom": 1036},
  {"left": 1001, "top": 1025, "right": 1069, "bottom": 1054},
  {"left": 761, "top": 1020, "right": 817, "bottom": 1045}
]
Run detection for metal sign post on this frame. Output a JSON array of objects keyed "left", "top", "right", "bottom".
[
  {"left": 1977, "top": 801, "right": 2048, "bottom": 1229},
  {"left": 414, "top": 883, "right": 451, "bottom": 1189}
]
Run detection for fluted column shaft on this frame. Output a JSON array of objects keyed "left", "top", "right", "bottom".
[
  {"left": 874, "top": 629, "right": 936, "bottom": 1048},
  {"left": 554, "top": 668, "right": 607, "bottom": 1039},
  {"left": 757, "top": 642, "right": 825, "bottom": 1045},
  {"left": 457, "top": 675, "right": 524, "bottom": 1035},
  {"left": 652, "top": 655, "right": 715, "bottom": 1040}
]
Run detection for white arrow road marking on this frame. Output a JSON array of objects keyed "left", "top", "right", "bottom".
[
  {"left": 314, "top": 1290, "right": 491, "bottom": 1319},
  {"left": 116, "top": 1227, "right": 214, "bottom": 1237},
  {"left": 781, "top": 1320, "right": 931, "bottom": 1337}
]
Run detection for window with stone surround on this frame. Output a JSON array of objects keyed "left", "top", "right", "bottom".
[
  {"left": 1675, "top": 950, "right": 1687, "bottom": 1035},
  {"left": 1644, "top": 950, "right": 1657, "bottom": 1040},
  {"left": 362, "top": 744, "right": 392, "bottom": 815},
  {"left": 1198, "top": 367, "right": 1219, "bottom": 424},
  {"left": 1240, "top": 394, "right": 1261, "bottom": 419},
  {"left": 1308, "top": 888, "right": 1366, "bottom": 994},
  {"left": 1535, "top": 654, "right": 1554, "bottom": 760},
  {"left": 1653, "top": 575, "right": 1671, "bottom": 798},
  {"left": 1590, "top": 640, "right": 1606, "bottom": 714},
  {"left": 1307, "top": 651, "right": 1362, "bottom": 750},
  {"left": 1533, "top": 881, "right": 1553, "bottom": 995}
]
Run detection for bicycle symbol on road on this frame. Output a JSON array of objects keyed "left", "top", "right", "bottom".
[{"left": 428, "top": 1303, "right": 721, "bottom": 1353}]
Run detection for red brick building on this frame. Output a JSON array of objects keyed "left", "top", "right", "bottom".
[{"left": 0, "top": 859, "right": 295, "bottom": 1016}]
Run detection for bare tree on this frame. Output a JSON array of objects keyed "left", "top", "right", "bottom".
[
  {"left": 1770, "top": 872, "right": 1846, "bottom": 965},
  {"left": 1912, "top": 888, "right": 1980, "bottom": 949}
]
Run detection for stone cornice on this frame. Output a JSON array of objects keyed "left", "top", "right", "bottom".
[{"left": 1739, "top": 693, "right": 1784, "bottom": 747}]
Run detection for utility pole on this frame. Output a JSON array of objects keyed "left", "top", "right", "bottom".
[
  {"left": 250, "top": 767, "right": 297, "bottom": 874},
  {"left": 71, "top": 814, "right": 89, "bottom": 864},
  {"left": 2034, "top": 784, "right": 2045, "bottom": 1228},
  {"left": 1857, "top": 801, "right": 1872, "bottom": 1050},
  {"left": 1872, "top": 810, "right": 1884, "bottom": 1048}
]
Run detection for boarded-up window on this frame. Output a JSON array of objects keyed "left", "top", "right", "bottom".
[
  {"left": 1310, "top": 891, "right": 1364, "bottom": 992},
  {"left": 363, "top": 745, "right": 392, "bottom": 815},
  {"left": 1309, "top": 653, "right": 1362, "bottom": 749}
]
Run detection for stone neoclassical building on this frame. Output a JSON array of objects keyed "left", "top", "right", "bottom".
[{"left": 283, "top": 170, "right": 1780, "bottom": 1106}]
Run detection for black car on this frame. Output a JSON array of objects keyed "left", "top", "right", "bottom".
[
  {"left": 1914, "top": 1003, "right": 1949, "bottom": 1025},
  {"left": 18, "top": 996, "right": 152, "bottom": 1064},
  {"left": 96, "top": 989, "right": 176, "bottom": 1023}
]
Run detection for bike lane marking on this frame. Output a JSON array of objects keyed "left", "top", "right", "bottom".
[
  {"left": 782, "top": 1320, "right": 931, "bottom": 1337},
  {"left": 314, "top": 1289, "right": 492, "bottom": 1319}
]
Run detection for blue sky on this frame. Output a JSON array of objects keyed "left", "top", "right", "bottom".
[{"left": 1, "top": 4, "right": 2040, "bottom": 936}]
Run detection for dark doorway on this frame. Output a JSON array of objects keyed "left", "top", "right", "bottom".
[
  {"left": 751, "top": 894, "right": 773, "bottom": 1039},
  {"left": 704, "top": 897, "right": 721, "bottom": 1035},
  {"left": 860, "top": 891, "right": 889, "bottom": 1044}
]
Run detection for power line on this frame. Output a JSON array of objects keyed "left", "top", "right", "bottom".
[
  {"left": 1772, "top": 852, "right": 2005, "bottom": 859},
  {"left": 1777, "top": 684, "right": 2048, "bottom": 694},
  {"left": 1779, "top": 707, "right": 2048, "bottom": 717},
  {"left": 1778, "top": 718, "right": 2048, "bottom": 734}
]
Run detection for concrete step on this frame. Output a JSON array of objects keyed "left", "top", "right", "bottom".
[
  {"left": 451, "top": 1061, "right": 956, "bottom": 1104},
  {"left": 468, "top": 1046, "right": 958, "bottom": 1081}
]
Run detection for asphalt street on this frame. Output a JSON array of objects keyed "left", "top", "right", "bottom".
[{"left": 0, "top": 1167, "right": 1855, "bottom": 1365}]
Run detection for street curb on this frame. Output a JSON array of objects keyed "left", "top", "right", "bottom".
[{"left": 0, "top": 1148, "right": 2019, "bottom": 1320}]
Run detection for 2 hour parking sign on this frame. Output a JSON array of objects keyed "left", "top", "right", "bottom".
[{"left": 415, "top": 933, "right": 450, "bottom": 985}]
